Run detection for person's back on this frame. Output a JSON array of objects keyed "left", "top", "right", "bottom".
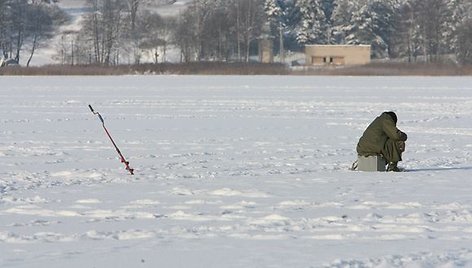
[{"left": 357, "top": 111, "right": 407, "bottom": 171}]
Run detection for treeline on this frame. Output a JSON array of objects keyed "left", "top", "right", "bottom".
[
  {"left": 285, "top": 0, "right": 472, "bottom": 64},
  {"left": 0, "top": 62, "right": 289, "bottom": 75},
  {"left": 69, "top": 0, "right": 268, "bottom": 65},
  {"left": 4, "top": 62, "right": 472, "bottom": 76},
  {"left": 0, "top": 0, "right": 69, "bottom": 66},
  {"left": 2, "top": 0, "right": 472, "bottom": 66}
]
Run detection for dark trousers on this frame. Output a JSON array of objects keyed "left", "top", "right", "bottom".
[{"left": 382, "top": 140, "right": 405, "bottom": 163}]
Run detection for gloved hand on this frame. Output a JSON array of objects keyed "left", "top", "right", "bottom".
[{"left": 399, "top": 131, "right": 407, "bottom": 141}]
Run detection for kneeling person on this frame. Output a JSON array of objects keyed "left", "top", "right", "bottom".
[{"left": 357, "top": 111, "right": 407, "bottom": 172}]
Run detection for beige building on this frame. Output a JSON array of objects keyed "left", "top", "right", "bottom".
[
  {"left": 305, "top": 45, "right": 371, "bottom": 66},
  {"left": 258, "top": 39, "right": 274, "bottom": 63}
]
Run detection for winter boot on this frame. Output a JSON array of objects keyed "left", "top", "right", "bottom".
[{"left": 387, "top": 162, "right": 402, "bottom": 172}]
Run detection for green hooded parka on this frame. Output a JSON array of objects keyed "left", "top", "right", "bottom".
[{"left": 356, "top": 112, "right": 407, "bottom": 163}]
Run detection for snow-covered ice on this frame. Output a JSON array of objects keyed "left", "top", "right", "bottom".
[{"left": 1, "top": 75, "right": 472, "bottom": 267}]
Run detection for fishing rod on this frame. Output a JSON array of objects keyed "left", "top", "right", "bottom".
[{"left": 89, "top": 105, "right": 134, "bottom": 175}]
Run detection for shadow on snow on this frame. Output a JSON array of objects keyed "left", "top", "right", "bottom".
[{"left": 406, "top": 166, "right": 472, "bottom": 172}]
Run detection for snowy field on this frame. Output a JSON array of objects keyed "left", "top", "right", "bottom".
[{"left": 1, "top": 75, "right": 472, "bottom": 268}]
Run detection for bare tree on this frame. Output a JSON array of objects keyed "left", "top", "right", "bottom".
[
  {"left": 174, "top": 7, "right": 199, "bottom": 62},
  {"left": 9, "top": 0, "right": 28, "bottom": 62},
  {"left": 239, "top": 0, "right": 264, "bottom": 62},
  {"left": 0, "top": 0, "right": 66, "bottom": 65},
  {"left": 201, "top": 6, "right": 233, "bottom": 61},
  {"left": 25, "top": 3, "right": 68, "bottom": 66},
  {"left": 125, "top": 0, "right": 141, "bottom": 63},
  {"left": 80, "top": 0, "right": 126, "bottom": 65},
  {"left": 173, "top": 0, "right": 264, "bottom": 62},
  {"left": 156, "top": 17, "right": 176, "bottom": 63},
  {"left": 137, "top": 11, "right": 167, "bottom": 63},
  {"left": 232, "top": 0, "right": 264, "bottom": 62},
  {"left": 0, "top": 0, "right": 8, "bottom": 57}
]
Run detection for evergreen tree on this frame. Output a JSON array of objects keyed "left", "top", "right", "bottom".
[
  {"left": 264, "top": 0, "right": 285, "bottom": 60},
  {"left": 319, "top": 0, "right": 335, "bottom": 43},
  {"left": 391, "top": 1, "right": 418, "bottom": 61},
  {"left": 320, "top": 0, "right": 335, "bottom": 21},
  {"left": 361, "top": 0, "right": 397, "bottom": 58},
  {"left": 295, "top": 0, "right": 328, "bottom": 45},
  {"left": 447, "top": 0, "right": 468, "bottom": 53},
  {"left": 412, "top": 0, "right": 451, "bottom": 62},
  {"left": 331, "top": 0, "right": 356, "bottom": 44},
  {"left": 278, "top": 0, "right": 302, "bottom": 51},
  {"left": 264, "top": 0, "right": 284, "bottom": 21}
]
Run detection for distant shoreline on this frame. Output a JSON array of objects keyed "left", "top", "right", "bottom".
[{"left": 1, "top": 62, "right": 472, "bottom": 76}]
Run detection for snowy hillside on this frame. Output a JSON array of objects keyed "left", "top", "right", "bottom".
[
  {"left": 32, "top": 0, "right": 193, "bottom": 66},
  {"left": 1, "top": 76, "right": 472, "bottom": 267}
]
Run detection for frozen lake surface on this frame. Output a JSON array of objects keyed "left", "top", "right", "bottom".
[{"left": 1, "top": 75, "right": 472, "bottom": 267}]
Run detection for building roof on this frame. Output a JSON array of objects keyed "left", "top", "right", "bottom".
[{"left": 305, "top": 44, "right": 371, "bottom": 48}]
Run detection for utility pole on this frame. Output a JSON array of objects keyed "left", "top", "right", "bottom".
[
  {"left": 279, "top": 21, "right": 284, "bottom": 63},
  {"left": 237, "top": 1, "right": 241, "bottom": 61}
]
